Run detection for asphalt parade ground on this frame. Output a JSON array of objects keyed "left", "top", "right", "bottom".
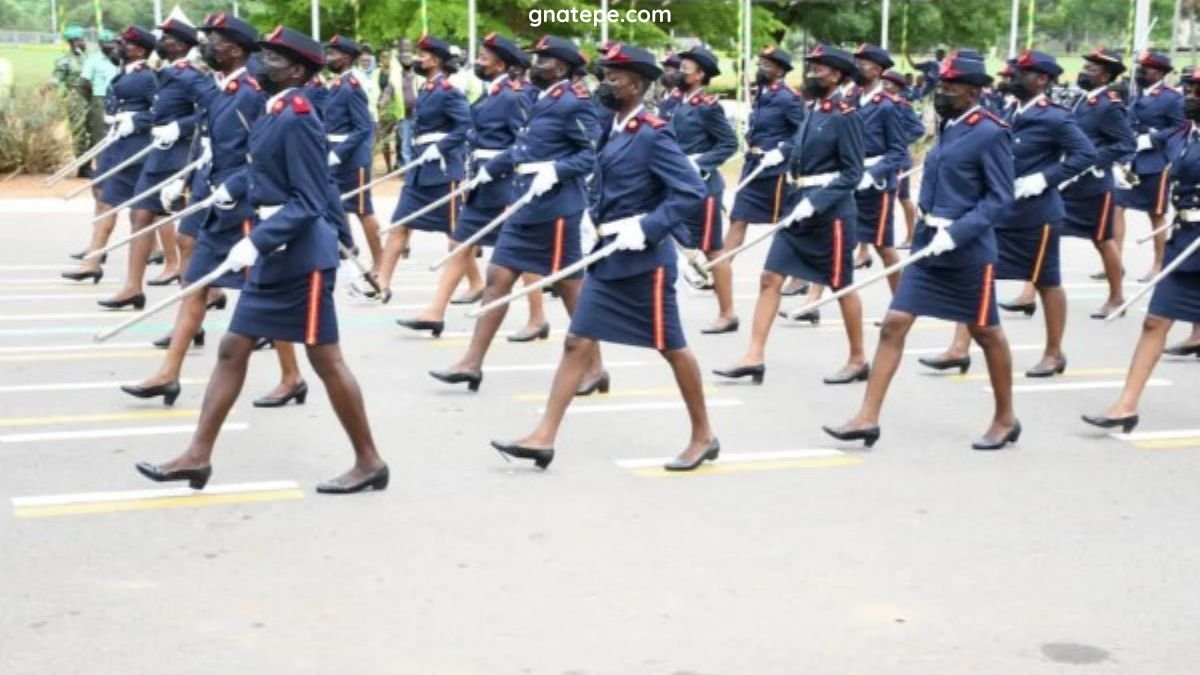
[{"left": 1, "top": 187, "right": 1198, "bottom": 674}]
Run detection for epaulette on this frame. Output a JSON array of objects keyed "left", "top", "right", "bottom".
[
  {"left": 244, "top": 75, "right": 262, "bottom": 91},
  {"left": 572, "top": 82, "right": 590, "bottom": 99},
  {"left": 507, "top": 79, "right": 523, "bottom": 91},
  {"left": 769, "top": 82, "right": 781, "bottom": 93},
  {"left": 837, "top": 100, "right": 855, "bottom": 114},
  {"left": 440, "top": 79, "right": 452, "bottom": 90},
  {"left": 549, "top": 83, "right": 565, "bottom": 99},
  {"left": 976, "top": 109, "right": 1010, "bottom": 128},
  {"left": 1106, "top": 90, "right": 1121, "bottom": 102},
  {"left": 175, "top": 61, "right": 193, "bottom": 70},
  {"left": 635, "top": 112, "right": 667, "bottom": 129},
  {"left": 271, "top": 94, "right": 312, "bottom": 116},
  {"left": 1036, "top": 98, "right": 1050, "bottom": 108},
  {"left": 669, "top": 89, "right": 683, "bottom": 100},
  {"left": 224, "top": 79, "right": 239, "bottom": 94},
  {"left": 331, "top": 77, "right": 342, "bottom": 88},
  {"left": 347, "top": 75, "right": 360, "bottom": 88}
]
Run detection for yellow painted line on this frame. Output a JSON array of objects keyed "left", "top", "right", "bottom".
[
  {"left": 430, "top": 338, "right": 560, "bottom": 349},
  {"left": 628, "top": 456, "right": 863, "bottom": 477},
  {"left": 512, "top": 386, "right": 717, "bottom": 402},
  {"left": 14, "top": 489, "right": 304, "bottom": 518},
  {"left": 950, "top": 367, "right": 1128, "bottom": 383},
  {"left": 0, "top": 409, "right": 200, "bottom": 428},
  {"left": 0, "top": 350, "right": 162, "bottom": 363},
  {"left": 1133, "top": 438, "right": 1200, "bottom": 450}
]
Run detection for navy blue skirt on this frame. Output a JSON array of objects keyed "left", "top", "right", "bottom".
[
  {"left": 451, "top": 201, "right": 503, "bottom": 247},
  {"left": 490, "top": 212, "right": 583, "bottom": 278},
  {"left": 764, "top": 214, "right": 855, "bottom": 290},
  {"left": 891, "top": 259, "right": 999, "bottom": 327},
  {"left": 392, "top": 181, "right": 460, "bottom": 233},
  {"left": 683, "top": 194, "right": 724, "bottom": 252},
  {"left": 570, "top": 266, "right": 686, "bottom": 351},
  {"left": 130, "top": 167, "right": 179, "bottom": 213},
  {"left": 337, "top": 165, "right": 374, "bottom": 216},
  {"left": 1148, "top": 271, "right": 1200, "bottom": 322},
  {"left": 1062, "top": 191, "right": 1115, "bottom": 241},
  {"left": 996, "top": 223, "right": 1061, "bottom": 287},
  {"left": 730, "top": 173, "right": 790, "bottom": 224},
  {"left": 1116, "top": 170, "right": 1170, "bottom": 215},
  {"left": 184, "top": 220, "right": 249, "bottom": 290},
  {"left": 229, "top": 268, "right": 339, "bottom": 345},
  {"left": 855, "top": 188, "right": 896, "bottom": 248},
  {"left": 98, "top": 151, "right": 144, "bottom": 207}
]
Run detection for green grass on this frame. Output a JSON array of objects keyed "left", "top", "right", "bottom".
[{"left": 0, "top": 44, "right": 68, "bottom": 91}]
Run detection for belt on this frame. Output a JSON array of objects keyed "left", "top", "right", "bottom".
[
  {"left": 327, "top": 133, "right": 349, "bottom": 143},
  {"left": 516, "top": 161, "right": 554, "bottom": 175},
  {"left": 791, "top": 171, "right": 839, "bottom": 188},
  {"left": 258, "top": 205, "right": 282, "bottom": 220},
  {"left": 473, "top": 148, "right": 503, "bottom": 160},
  {"left": 414, "top": 132, "right": 448, "bottom": 145},
  {"left": 1178, "top": 209, "right": 1200, "bottom": 223},
  {"left": 864, "top": 155, "right": 883, "bottom": 167}
]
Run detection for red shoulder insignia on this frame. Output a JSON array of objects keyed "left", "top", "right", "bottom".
[
  {"left": 347, "top": 75, "right": 360, "bottom": 88},
  {"left": 271, "top": 99, "right": 285, "bottom": 115},
  {"left": 290, "top": 95, "right": 312, "bottom": 115},
  {"left": 423, "top": 81, "right": 434, "bottom": 92},
  {"left": 820, "top": 100, "right": 832, "bottom": 113},
  {"left": 550, "top": 84, "right": 564, "bottom": 99},
  {"left": 965, "top": 111, "right": 982, "bottom": 126},
  {"left": 1107, "top": 90, "right": 1121, "bottom": 102},
  {"left": 225, "top": 79, "right": 239, "bottom": 94},
  {"left": 837, "top": 101, "right": 854, "bottom": 114},
  {"left": 670, "top": 89, "right": 683, "bottom": 100},
  {"left": 625, "top": 118, "right": 639, "bottom": 132},
  {"left": 704, "top": 94, "right": 719, "bottom": 106},
  {"left": 245, "top": 75, "right": 262, "bottom": 91},
  {"left": 981, "top": 110, "right": 1010, "bottom": 128},
  {"left": 639, "top": 113, "right": 667, "bottom": 129},
  {"left": 440, "top": 79, "right": 453, "bottom": 90},
  {"left": 1036, "top": 98, "right": 1050, "bottom": 107},
  {"left": 1151, "top": 87, "right": 1163, "bottom": 96},
  {"left": 769, "top": 82, "right": 781, "bottom": 92},
  {"left": 872, "top": 94, "right": 883, "bottom": 104},
  {"left": 572, "top": 82, "right": 590, "bottom": 99},
  {"left": 1087, "top": 96, "right": 1098, "bottom": 105},
  {"left": 175, "top": 61, "right": 192, "bottom": 70},
  {"left": 331, "top": 77, "right": 342, "bottom": 88},
  {"left": 507, "top": 79, "right": 523, "bottom": 91}
]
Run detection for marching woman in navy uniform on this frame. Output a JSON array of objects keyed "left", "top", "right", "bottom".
[
  {"left": 61, "top": 29, "right": 157, "bottom": 285},
  {"left": 374, "top": 35, "right": 476, "bottom": 296},
  {"left": 395, "top": 33, "right": 547, "bottom": 340},
  {"left": 1084, "top": 66, "right": 1200, "bottom": 433},
  {"left": 1062, "top": 48, "right": 1137, "bottom": 318},
  {"left": 324, "top": 35, "right": 383, "bottom": 268},
  {"left": 119, "top": 14, "right": 307, "bottom": 410},
  {"left": 100, "top": 20, "right": 209, "bottom": 309},
  {"left": 715, "top": 45, "right": 868, "bottom": 385},
  {"left": 430, "top": 36, "right": 606, "bottom": 394},
  {"left": 135, "top": 27, "right": 388, "bottom": 494},
  {"left": 881, "top": 69, "right": 926, "bottom": 249},
  {"left": 491, "top": 44, "right": 716, "bottom": 471},
  {"left": 656, "top": 53, "right": 684, "bottom": 120},
  {"left": 722, "top": 46, "right": 805, "bottom": 297},
  {"left": 1115, "top": 51, "right": 1184, "bottom": 282},
  {"left": 669, "top": 46, "right": 739, "bottom": 333},
  {"left": 825, "top": 55, "right": 1021, "bottom": 450}
]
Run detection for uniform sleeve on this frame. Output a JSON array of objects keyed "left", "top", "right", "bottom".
[
  {"left": 806, "top": 112, "right": 864, "bottom": 214},
  {"left": 434, "top": 88, "right": 471, "bottom": 157},
  {"left": 333, "top": 85, "right": 374, "bottom": 163},
  {"left": 948, "top": 126, "right": 1014, "bottom": 246},
  {"left": 696, "top": 101, "right": 737, "bottom": 172},
  {"left": 869, "top": 102, "right": 909, "bottom": 182},
  {"left": 902, "top": 104, "right": 926, "bottom": 143},
  {"left": 1041, "top": 113, "right": 1096, "bottom": 187},
  {"left": 1098, "top": 101, "right": 1137, "bottom": 167},
  {"left": 778, "top": 93, "right": 805, "bottom": 159},
  {"left": 1166, "top": 93, "right": 1186, "bottom": 130},
  {"left": 641, "top": 129, "right": 707, "bottom": 244},
  {"left": 552, "top": 98, "right": 597, "bottom": 181},
  {"left": 218, "top": 89, "right": 266, "bottom": 201},
  {"left": 249, "top": 112, "right": 329, "bottom": 254},
  {"left": 131, "top": 73, "right": 157, "bottom": 132}
]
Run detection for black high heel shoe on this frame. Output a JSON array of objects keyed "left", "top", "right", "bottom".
[
  {"left": 1081, "top": 413, "right": 1139, "bottom": 434},
  {"left": 918, "top": 354, "right": 971, "bottom": 374},
  {"left": 253, "top": 337, "right": 274, "bottom": 351},
  {"left": 1164, "top": 343, "right": 1200, "bottom": 357},
  {"left": 491, "top": 440, "right": 554, "bottom": 469},
  {"left": 206, "top": 295, "right": 227, "bottom": 311},
  {"left": 97, "top": 293, "right": 146, "bottom": 310},
  {"left": 507, "top": 322, "right": 551, "bottom": 342},
  {"left": 781, "top": 309, "right": 821, "bottom": 325},
  {"left": 449, "top": 288, "right": 484, "bottom": 305},
  {"left": 147, "top": 273, "right": 181, "bottom": 287},
  {"left": 135, "top": 461, "right": 211, "bottom": 489},
  {"left": 700, "top": 317, "right": 740, "bottom": 334},
  {"left": 316, "top": 465, "right": 390, "bottom": 494},
  {"left": 713, "top": 364, "right": 765, "bottom": 384},
  {"left": 971, "top": 421, "right": 1022, "bottom": 451},
  {"left": 152, "top": 329, "right": 205, "bottom": 349},
  {"left": 120, "top": 380, "right": 182, "bottom": 406},
  {"left": 61, "top": 268, "right": 103, "bottom": 284},
  {"left": 1025, "top": 355, "right": 1067, "bottom": 378},
  {"left": 854, "top": 257, "right": 874, "bottom": 270},
  {"left": 999, "top": 300, "right": 1037, "bottom": 317},
  {"left": 253, "top": 381, "right": 308, "bottom": 408},
  {"left": 780, "top": 280, "right": 810, "bottom": 296},
  {"left": 430, "top": 368, "right": 483, "bottom": 391},
  {"left": 395, "top": 317, "right": 445, "bottom": 337},
  {"left": 147, "top": 251, "right": 165, "bottom": 265},
  {"left": 823, "top": 364, "right": 869, "bottom": 385},
  {"left": 663, "top": 438, "right": 721, "bottom": 472},
  {"left": 70, "top": 250, "right": 107, "bottom": 263},
  {"left": 822, "top": 424, "right": 881, "bottom": 448},
  {"left": 576, "top": 371, "right": 610, "bottom": 396}
]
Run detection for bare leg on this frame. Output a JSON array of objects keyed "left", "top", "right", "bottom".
[
  {"left": 834, "top": 310, "right": 917, "bottom": 428},
  {"left": 154, "top": 221, "right": 180, "bottom": 281},
  {"left": 1007, "top": 281, "right": 1036, "bottom": 306},
  {"left": 967, "top": 323, "right": 1018, "bottom": 441},
  {"left": 411, "top": 245, "right": 469, "bottom": 321},
  {"left": 176, "top": 233, "right": 195, "bottom": 275},
  {"left": 876, "top": 245, "right": 901, "bottom": 293},
  {"left": 445, "top": 265, "right": 520, "bottom": 371},
  {"left": 1103, "top": 315, "right": 1173, "bottom": 416},
  {"left": 835, "top": 291, "right": 868, "bottom": 372},
  {"left": 357, "top": 213, "right": 383, "bottom": 269},
  {"left": 854, "top": 242, "right": 871, "bottom": 267},
  {"left": 109, "top": 209, "right": 155, "bottom": 301},
  {"left": 1148, "top": 213, "right": 1167, "bottom": 280},
  {"left": 899, "top": 198, "right": 916, "bottom": 246},
  {"left": 552, "top": 277, "right": 605, "bottom": 380},
  {"left": 68, "top": 204, "right": 118, "bottom": 274},
  {"left": 458, "top": 243, "right": 485, "bottom": 296},
  {"left": 1096, "top": 239, "right": 1125, "bottom": 312},
  {"left": 136, "top": 291, "right": 207, "bottom": 386},
  {"left": 507, "top": 335, "right": 594, "bottom": 449},
  {"left": 706, "top": 252, "right": 737, "bottom": 327},
  {"left": 1031, "top": 284, "right": 1067, "bottom": 368},
  {"left": 731, "top": 270, "right": 785, "bottom": 366},
  {"left": 305, "top": 342, "right": 387, "bottom": 484},
  {"left": 662, "top": 347, "right": 716, "bottom": 463},
  {"left": 723, "top": 219, "right": 749, "bottom": 251},
  {"left": 374, "top": 225, "right": 410, "bottom": 290},
  {"left": 1165, "top": 322, "right": 1200, "bottom": 351},
  {"left": 522, "top": 273, "right": 548, "bottom": 331},
  {"left": 1113, "top": 205, "right": 1127, "bottom": 252}
]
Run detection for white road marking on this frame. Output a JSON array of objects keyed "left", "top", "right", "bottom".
[
  {"left": 0, "top": 377, "right": 206, "bottom": 394},
  {"left": 1111, "top": 428, "right": 1200, "bottom": 442},
  {"left": 541, "top": 399, "right": 744, "bottom": 415},
  {"left": 0, "top": 294, "right": 107, "bottom": 302},
  {"left": 0, "top": 277, "right": 116, "bottom": 285},
  {"left": 12, "top": 481, "right": 300, "bottom": 508},
  {"left": 987, "top": 378, "right": 1170, "bottom": 394},
  {"left": 614, "top": 448, "right": 845, "bottom": 469},
  {"left": 487, "top": 360, "right": 646, "bottom": 373},
  {"left": 0, "top": 423, "right": 248, "bottom": 444},
  {"left": 0, "top": 311, "right": 128, "bottom": 322},
  {"left": 0, "top": 341, "right": 148, "bottom": 354},
  {"left": 905, "top": 344, "right": 1043, "bottom": 355}
]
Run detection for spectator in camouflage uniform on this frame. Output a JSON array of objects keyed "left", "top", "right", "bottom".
[{"left": 53, "top": 26, "right": 89, "bottom": 172}]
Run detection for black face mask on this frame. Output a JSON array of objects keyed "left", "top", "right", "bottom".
[
  {"left": 530, "top": 64, "right": 556, "bottom": 89},
  {"left": 413, "top": 62, "right": 432, "bottom": 78},
  {"left": 473, "top": 64, "right": 489, "bottom": 81},
  {"left": 258, "top": 60, "right": 294, "bottom": 96},
  {"left": 595, "top": 82, "right": 620, "bottom": 110},
  {"left": 201, "top": 43, "right": 221, "bottom": 71},
  {"left": 1076, "top": 73, "right": 1097, "bottom": 91},
  {"left": 660, "top": 72, "right": 682, "bottom": 90},
  {"left": 754, "top": 68, "right": 772, "bottom": 87},
  {"left": 803, "top": 77, "right": 829, "bottom": 99},
  {"left": 1009, "top": 79, "right": 1034, "bottom": 101},
  {"left": 996, "top": 81, "right": 1012, "bottom": 96},
  {"left": 934, "top": 92, "right": 963, "bottom": 119},
  {"left": 1134, "top": 69, "right": 1152, "bottom": 89},
  {"left": 154, "top": 45, "right": 170, "bottom": 61},
  {"left": 1185, "top": 98, "right": 1200, "bottom": 121}
]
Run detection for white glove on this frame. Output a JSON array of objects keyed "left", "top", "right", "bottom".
[
  {"left": 474, "top": 166, "right": 493, "bottom": 185},
  {"left": 225, "top": 237, "right": 259, "bottom": 272},
  {"left": 115, "top": 113, "right": 136, "bottom": 139},
  {"left": 580, "top": 210, "right": 598, "bottom": 252},
  {"left": 197, "top": 138, "right": 213, "bottom": 170},
  {"left": 212, "top": 184, "right": 235, "bottom": 210},
  {"left": 327, "top": 150, "right": 341, "bottom": 167},
  {"left": 1014, "top": 172, "right": 1048, "bottom": 199},
  {"left": 1113, "top": 163, "right": 1134, "bottom": 190},
  {"left": 789, "top": 198, "right": 815, "bottom": 224},
  {"left": 151, "top": 121, "right": 180, "bottom": 148},
  {"left": 103, "top": 113, "right": 116, "bottom": 125},
  {"left": 1136, "top": 134, "right": 1152, "bottom": 151},
  {"left": 530, "top": 164, "right": 559, "bottom": 197},
  {"left": 760, "top": 147, "right": 786, "bottom": 168},
  {"left": 418, "top": 143, "right": 443, "bottom": 164},
  {"left": 688, "top": 155, "right": 703, "bottom": 174},
  {"left": 159, "top": 179, "right": 185, "bottom": 211},
  {"left": 857, "top": 173, "right": 877, "bottom": 191},
  {"left": 928, "top": 227, "right": 956, "bottom": 255},
  {"left": 605, "top": 217, "right": 647, "bottom": 252}
]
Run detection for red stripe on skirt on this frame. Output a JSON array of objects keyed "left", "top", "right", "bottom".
[
  {"left": 242, "top": 219, "right": 251, "bottom": 281},
  {"left": 447, "top": 181, "right": 458, "bottom": 235},
  {"left": 551, "top": 217, "right": 565, "bottom": 273},
  {"left": 1154, "top": 168, "right": 1170, "bottom": 215},
  {"left": 831, "top": 218, "right": 844, "bottom": 288},
  {"left": 1030, "top": 223, "right": 1051, "bottom": 284},
  {"left": 1094, "top": 191, "right": 1112, "bottom": 242},
  {"left": 305, "top": 270, "right": 322, "bottom": 346},
  {"left": 652, "top": 266, "right": 666, "bottom": 350},
  {"left": 701, "top": 196, "right": 715, "bottom": 251},
  {"left": 976, "top": 263, "right": 994, "bottom": 327},
  {"left": 875, "top": 191, "right": 891, "bottom": 247}
]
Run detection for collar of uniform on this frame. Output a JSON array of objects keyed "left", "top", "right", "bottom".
[
  {"left": 945, "top": 104, "right": 982, "bottom": 129},
  {"left": 423, "top": 73, "right": 445, "bottom": 90},
  {"left": 538, "top": 79, "right": 569, "bottom": 100},
  {"left": 859, "top": 81, "right": 884, "bottom": 106},
  {"left": 807, "top": 91, "right": 836, "bottom": 111},
  {"left": 123, "top": 60, "right": 146, "bottom": 74},
  {"left": 1144, "top": 80, "right": 1164, "bottom": 95},
  {"left": 172, "top": 57, "right": 190, "bottom": 68},
  {"left": 840, "top": 82, "right": 857, "bottom": 98},
  {"left": 486, "top": 72, "right": 509, "bottom": 94},
  {"left": 612, "top": 104, "right": 646, "bottom": 134},
  {"left": 265, "top": 87, "right": 295, "bottom": 113},
  {"left": 1086, "top": 85, "right": 1109, "bottom": 99},
  {"left": 684, "top": 85, "right": 705, "bottom": 103},
  {"left": 217, "top": 66, "right": 247, "bottom": 91},
  {"left": 1015, "top": 92, "right": 1046, "bottom": 116}
]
